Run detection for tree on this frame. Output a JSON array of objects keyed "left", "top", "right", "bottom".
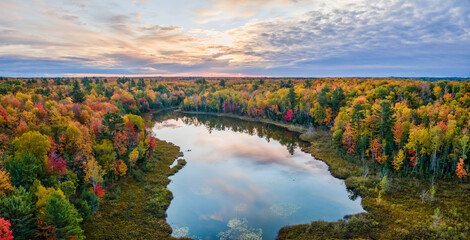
[
  {"left": 287, "top": 86, "right": 296, "bottom": 109},
  {"left": 0, "top": 186, "right": 36, "bottom": 239},
  {"left": 371, "top": 138, "right": 386, "bottom": 164},
  {"left": 0, "top": 216, "right": 13, "bottom": 240},
  {"left": 312, "top": 102, "right": 327, "bottom": 125},
  {"left": 5, "top": 153, "right": 41, "bottom": 187},
  {"left": 113, "top": 131, "right": 128, "bottom": 155},
  {"left": 456, "top": 158, "right": 467, "bottom": 180},
  {"left": 84, "top": 158, "right": 103, "bottom": 190},
  {"left": 93, "top": 140, "right": 116, "bottom": 174},
  {"left": 303, "top": 79, "right": 312, "bottom": 88},
  {"left": 0, "top": 169, "right": 13, "bottom": 197},
  {"left": 12, "top": 131, "right": 51, "bottom": 169},
  {"left": 460, "top": 135, "right": 469, "bottom": 160},
  {"left": 93, "top": 184, "right": 105, "bottom": 198},
  {"left": 129, "top": 148, "right": 139, "bottom": 172},
  {"left": 150, "top": 137, "right": 156, "bottom": 151},
  {"left": 393, "top": 149, "right": 405, "bottom": 171},
  {"left": 63, "top": 124, "right": 83, "bottom": 156},
  {"left": 74, "top": 199, "right": 92, "bottom": 221},
  {"left": 284, "top": 109, "right": 293, "bottom": 122},
  {"left": 80, "top": 190, "right": 99, "bottom": 213},
  {"left": 114, "top": 160, "right": 128, "bottom": 177},
  {"left": 377, "top": 100, "right": 395, "bottom": 154},
  {"left": 59, "top": 181, "right": 76, "bottom": 199},
  {"left": 71, "top": 80, "right": 85, "bottom": 103},
  {"left": 103, "top": 112, "right": 124, "bottom": 133},
  {"left": 34, "top": 181, "right": 60, "bottom": 209},
  {"left": 392, "top": 122, "right": 403, "bottom": 147},
  {"left": 125, "top": 114, "right": 145, "bottom": 131},
  {"left": 40, "top": 190, "right": 84, "bottom": 239},
  {"left": 433, "top": 86, "right": 442, "bottom": 99},
  {"left": 342, "top": 123, "right": 356, "bottom": 154},
  {"left": 48, "top": 151, "right": 67, "bottom": 176},
  {"left": 331, "top": 87, "right": 345, "bottom": 112}
]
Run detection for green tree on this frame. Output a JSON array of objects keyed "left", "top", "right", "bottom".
[
  {"left": 5, "top": 153, "right": 41, "bottom": 187},
  {"left": 0, "top": 186, "right": 37, "bottom": 239},
  {"left": 71, "top": 80, "right": 85, "bottom": 103},
  {"left": 40, "top": 190, "right": 84, "bottom": 240},
  {"left": 102, "top": 112, "right": 124, "bottom": 133},
  {"left": 74, "top": 199, "right": 91, "bottom": 221},
  {"left": 288, "top": 86, "right": 296, "bottom": 109},
  {"left": 377, "top": 100, "right": 395, "bottom": 155},
  {"left": 93, "top": 140, "right": 116, "bottom": 174},
  {"left": 331, "top": 87, "right": 345, "bottom": 112},
  {"left": 58, "top": 181, "right": 76, "bottom": 199}
]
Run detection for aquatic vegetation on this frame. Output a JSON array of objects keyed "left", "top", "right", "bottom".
[
  {"left": 217, "top": 218, "right": 263, "bottom": 240},
  {"left": 270, "top": 203, "right": 301, "bottom": 217}
]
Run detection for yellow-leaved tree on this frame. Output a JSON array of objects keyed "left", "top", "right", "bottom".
[
  {"left": 393, "top": 149, "right": 405, "bottom": 171},
  {"left": 0, "top": 169, "right": 13, "bottom": 196}
]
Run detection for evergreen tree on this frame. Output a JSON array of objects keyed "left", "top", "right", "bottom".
[
  {"left": 288, "top": 86, "right": 296, "bottom": 110},
  {"left": 71, "top": 80, "right": 85, "bottom": 103},
  {"left": 102, "top": 112, "right": 124, "bottom": 134},
  {"left": 0, "top": 186, "right": 37, "bottom": 239},
  {"left": 377, "top": 100, "right": 396, "bottom": 155},
  {"left": 41, "top": 191, "right": 84, "bottom": 240},
  {"left": 5, "top": 153, "right": 41, "bottom": 187}
]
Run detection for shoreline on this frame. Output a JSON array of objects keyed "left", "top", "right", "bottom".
[
  {"left": 167, "top": 110, "right": 470, "bottom": 239},
  {"left": 83, "top": 139, "right": 187, "bottom": 239}
]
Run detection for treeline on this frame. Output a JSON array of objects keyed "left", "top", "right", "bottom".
[{"left": 178, "top": 78, "right": 470, "bottom": 179}]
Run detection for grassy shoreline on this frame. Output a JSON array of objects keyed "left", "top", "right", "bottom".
[{"left": 83, "top": 139, "right": 188, "bottom": 239}]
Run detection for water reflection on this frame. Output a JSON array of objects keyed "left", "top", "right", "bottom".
[{"left": 152, "top": 112, "right": 363, "bottom": 239}]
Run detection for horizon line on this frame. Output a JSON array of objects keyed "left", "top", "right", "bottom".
[{"left": 1, "top": 73, "right": 469, "bottom": 79}]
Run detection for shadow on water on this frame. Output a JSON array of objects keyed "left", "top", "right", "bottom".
[{"left": 152, "top": 111, "right": 310, "bottom": 156}]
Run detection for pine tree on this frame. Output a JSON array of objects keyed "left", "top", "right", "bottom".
[
  {"left": 71, "top": 80, "right": 85, "bottom": 103},
  {"left": 0, "top": 186, "right": 37, "bottom": 239},
  {"left": 40, "top": 191, "right": 84, "bottom": 239}
]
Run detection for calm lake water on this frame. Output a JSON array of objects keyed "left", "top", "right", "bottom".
[{"left": 152, "top": 113, "right": 363, "bottom": 240}]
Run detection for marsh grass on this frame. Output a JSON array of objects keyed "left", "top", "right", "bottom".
[
  {"left": 279, "top": 132, "right": 470, "bottom": 240},
  {"left": 83, "top": 139, "right": 187, "bottom": 239}
]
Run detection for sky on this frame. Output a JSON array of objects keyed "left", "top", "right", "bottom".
[{"left": 0, "top": 0, "right": 469, "bottom": 77}]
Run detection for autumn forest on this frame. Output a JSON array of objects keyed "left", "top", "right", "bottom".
[{"left": 0, "top": 77, "right": 467, "bottom": 239}]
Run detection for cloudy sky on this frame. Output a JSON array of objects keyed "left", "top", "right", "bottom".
[{"left": 0, "top": 0, "right": 469, "bottom": 77}]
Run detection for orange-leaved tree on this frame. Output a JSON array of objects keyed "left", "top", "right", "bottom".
[{"left": 456, "top": 158, "right": 467, "bottom": 181}]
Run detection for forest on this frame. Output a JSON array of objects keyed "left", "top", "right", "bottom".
[{"left": 0, "top": 76, "right": 468, "bottom": 239}]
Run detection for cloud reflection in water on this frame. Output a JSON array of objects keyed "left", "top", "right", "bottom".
[{"left": 157, "top": 116, "right": 364, "bottom": 239}]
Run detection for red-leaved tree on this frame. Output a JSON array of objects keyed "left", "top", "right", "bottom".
[
  {"left": 284, "top": 109, "right": 293, "bottom": 122},
  {"left": 0, "top": 217, "right": 13, "bottom": 240},
  {"left": 94, "top": 183, "right": 105, "bottom": 198},
  {"left": 48, "top": 151, "right": 67, "bottom": 176}
]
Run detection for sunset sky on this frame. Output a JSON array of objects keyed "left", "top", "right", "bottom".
[{"left": 0, "top": 0, "right": 469, "bottom": 77}]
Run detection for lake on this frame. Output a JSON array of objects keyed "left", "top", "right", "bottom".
[{"left": 151, "top": 113, "right": 363, "bottom": 240}]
